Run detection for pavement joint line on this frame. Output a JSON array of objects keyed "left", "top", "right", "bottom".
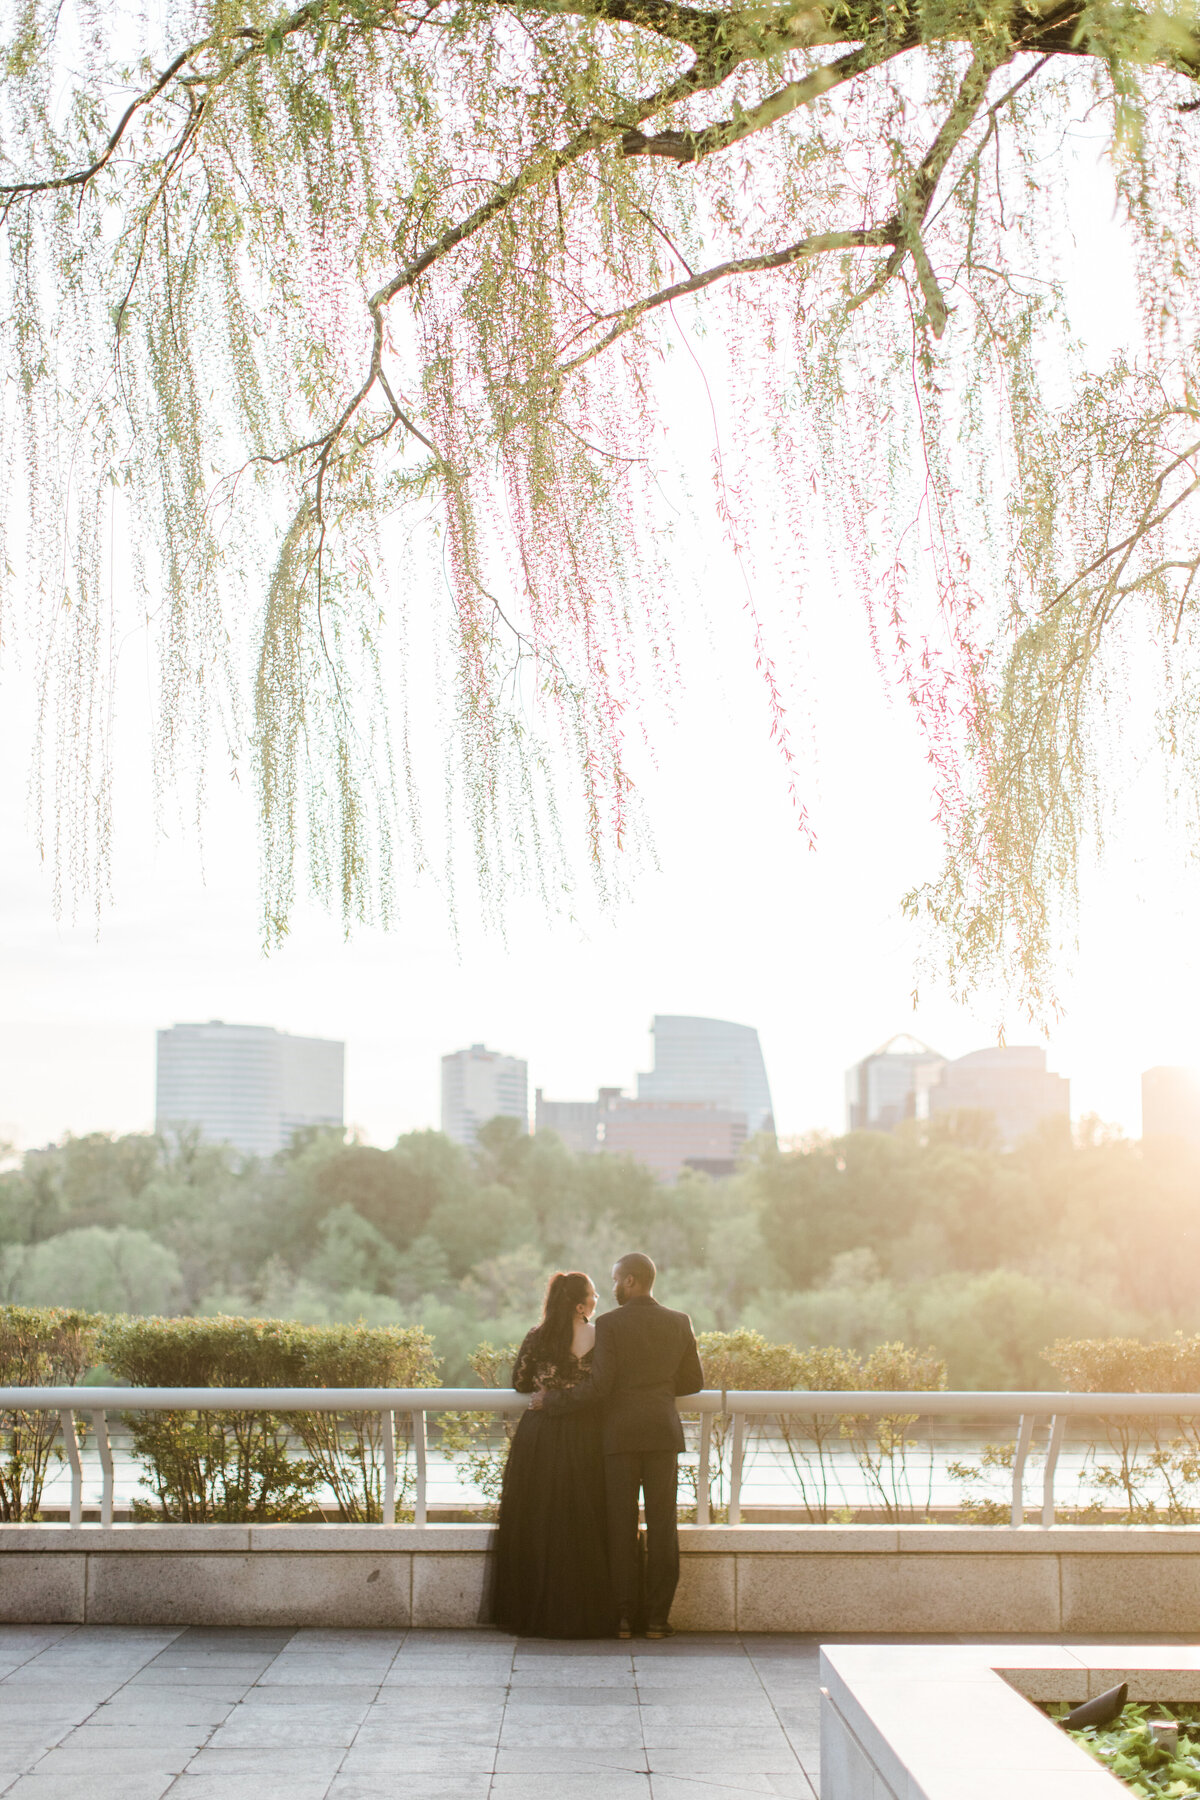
[{"left": 483, "top": 1626, "right": 519, "bottom": 1798}]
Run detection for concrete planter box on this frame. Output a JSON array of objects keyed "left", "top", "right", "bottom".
[
  {"left": 820, "top": 1643, "right": 1200, "bottom": 1799},
  {"left": 5, "top": 1522, "right": 1200, "bottom": 1630}
]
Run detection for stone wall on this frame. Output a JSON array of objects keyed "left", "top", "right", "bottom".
[{"left": 3, "top": 1523, "right": 1200, "bottom": 1630}]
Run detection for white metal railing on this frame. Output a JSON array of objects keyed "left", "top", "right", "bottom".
[
  {"left": 0, "top": 1386, "right": 720, "bottom": 1528},
  {"left": 720, "top": 1390, "right": 1200, "bottom": 1526},
  {"left": 3, "top": 1387, "right": 1199, "bottom": 1528}
]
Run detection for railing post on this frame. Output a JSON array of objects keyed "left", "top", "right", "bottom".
[
  {"left": 1011, "top": 1412, "right": 1036, "bottom": 1526},
  {"left": 728, "top": 1411, "right": 745, "bottom": 1526},
  {"left": 696, "top": 1411, "right": 712, "bottom": 1527},
  {"left": 382, "top": 1410, "right": 396, "bottom": 1526},
  {"left": 91, "top": 1409, "right": 114, "bottom": 1528},
  {"left": 412, "top": 1408, "right": 428, "bottom": 1527},
  {"left": 1042, "top": 1414, "right": 1065, "bottom": 1527},
  {"left": 59, "top": 1410, "right": 82, "bottom": 1528}
]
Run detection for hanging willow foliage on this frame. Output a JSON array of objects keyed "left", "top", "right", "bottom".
[{"left": 1, "top": 0, "right": 1198, "bottom": 1004}]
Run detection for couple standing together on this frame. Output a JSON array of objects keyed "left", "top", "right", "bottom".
[{"left": 491, "top": 1252, "right": 704, "bottom": 1639}]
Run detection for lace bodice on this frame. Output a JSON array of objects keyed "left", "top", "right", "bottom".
[{"left": 512, "top": 1330, "right": 594, "bottom": 1394}]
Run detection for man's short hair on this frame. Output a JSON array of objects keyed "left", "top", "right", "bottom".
[{"left": 616, "top": 1251, "right": 656, "bottom": 1290}]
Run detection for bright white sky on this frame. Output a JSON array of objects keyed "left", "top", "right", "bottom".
[{"left": 2, "top": 114, "right": 1197, "bottom": 1155}]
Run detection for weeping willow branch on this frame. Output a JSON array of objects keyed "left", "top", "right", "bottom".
[{"left": 3, "top": 0, "right": 1200, "bottom": 1004}]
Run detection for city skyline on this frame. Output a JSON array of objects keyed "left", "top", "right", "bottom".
[{"left": 5, "top": 995, "right": 1198, "bottom": 1156}]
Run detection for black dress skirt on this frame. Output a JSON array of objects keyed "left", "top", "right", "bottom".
[{"left": 490, "top": 1338, "right": 617, "bottom": 1639}]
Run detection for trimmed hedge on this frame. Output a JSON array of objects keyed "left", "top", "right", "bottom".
[
  {"left": 0, "top": 1305, "right": 98, "bottom": 1520},
  {"left": 101, "top": 1314, "right": 439, "bottom": 1522},
  {"left": 12, "top": 1306, "right": 1200, "bottom": 1526}
]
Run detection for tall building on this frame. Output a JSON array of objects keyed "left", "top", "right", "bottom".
[
  {"left": 636, "top": 1015, "right": 775, "bottom": 1137},
  {"left": 1142, "top": 1066, "right": 1200, "bottom": 1146},
  {"left": 156, "top": 1022, "right": 344, "bottom": 1158},
  {"left": 598, "top": 1097, "right": 746, "bottom": 1182},
  {"left": 928, "top": 1045, "right": 1069, "bottom": 1148},
  {"left": 845, "top": 1035, "right": 946, "bottom": 1133},
  {"left": 441, "top": 1043, "right": 528, "bottom": 1148}
]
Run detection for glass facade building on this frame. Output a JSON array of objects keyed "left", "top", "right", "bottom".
[
  {"left": 155, "top": 1021, "right": 344, "bottom": 1157},
  {"left": 636, "top": 1015, "right": 775, "bottom": 1137},
  {"left": 845, "top": 1035, "right": 946, "bottom": 1133}
]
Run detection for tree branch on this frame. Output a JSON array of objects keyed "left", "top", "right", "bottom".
[
  {"left": 1044, "top": 436, "right": 1200, "bottom": 612},
  {"left": 619, "top": 40, "right": 912, "bottom": 162},
  {"left": 556, "top": 223, "right": 898, "bottom": 371}
]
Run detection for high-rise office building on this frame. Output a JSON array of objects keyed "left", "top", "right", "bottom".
[
  {"left": 845, "top": 1035, "right": 946, "bottom": 1133},
  {"left": 636, "top": 1015, "right": 775, "bottom": 1137},
  {"left": 155, "top": 1022, "right": 344, "bottom": 1158},
  {"left": 1142, "top": 1066, "right": 1200, "bottom": 1146},
  {"left": 442, "top": 1043, "right": 528, "bottom": 1147},
  {"left": 928, "top": 1045, "right": 1069, "bottom": 1147}
]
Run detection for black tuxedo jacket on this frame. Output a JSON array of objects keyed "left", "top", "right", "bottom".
[{"left": 543, "top": 1294, "right": 704, "bottom": 1454}]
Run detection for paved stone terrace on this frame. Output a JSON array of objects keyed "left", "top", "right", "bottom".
[
  {"left": 0, "top": 1625, "right": 823, "bottom": 1800},
  {"left": 4, "top": 1625, "right": 1191, "bottom": 1800}
]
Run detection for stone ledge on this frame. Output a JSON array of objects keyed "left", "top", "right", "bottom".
[
  {"left": 6, "top": 1523, "right": 1200, "bottom": 1627},
  {"left": 0, "top": 1523, "right": 490, "bottom": 1551},
  {"left": 8, "top": 1521, "right": 1200, "bottom": 1552}
]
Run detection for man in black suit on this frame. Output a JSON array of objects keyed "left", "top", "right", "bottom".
[{"left": 534, "top": 1251, "right": 704, "bottom": 1638}]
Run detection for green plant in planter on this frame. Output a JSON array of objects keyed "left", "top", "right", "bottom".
[
  {"left": 1049, "top": 1700, "right": 1200, "bottom": 1796},
  {"left": 0, "top": 1305, "right": 98, "bottom": 1520}
]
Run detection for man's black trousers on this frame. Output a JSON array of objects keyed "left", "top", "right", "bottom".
[{"left": 604, "top": 1449, "right": 679, "bottom": 1626}]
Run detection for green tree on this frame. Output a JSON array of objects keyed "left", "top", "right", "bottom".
[
  {"left": 0, "top": 1227, "right": 184, "bottom": 1316},
  {"left": 425, "top": 1183, "right": 538, "bottom": 1277},
  {"left": 308, "top": 1142, "right": 452, "bottom": 1249},
  {"left": 392, "top": 1235, "right": 453, "bottom": 1305},
  {"left": 303, "top": 1204, "right": 402, "bottom": 1294},
  {"left": 912, "top": 1268, "right": 1121, "bottom": 1389}
]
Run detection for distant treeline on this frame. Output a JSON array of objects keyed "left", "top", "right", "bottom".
[{"left": 1, "top": 1111, "right": 1196, "bottom": 1384}]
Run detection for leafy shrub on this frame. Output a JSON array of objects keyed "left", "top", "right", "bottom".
[
  {"left": 947, "top": 1441, "right": 1017, "bottom": 1524},
  {"left": 287, "top": 1320, "right": 440, "bottom": 1522},
  {"left": 694, "top": 1329, "right": 799, "bottom": 1512},
  {"left": 788, "top": 1340, "right": 948, "bottom": 1521},
  {"left": 441, "top": 1341, "right": 522, "bottom": 1520},
  {"left": 0, "top": 1305, "right": 98, "bottom": 1520},
  {"left": 1043, "top": 1334, "right": 1200, "bottom": 1521},
  {"left": 101, "top": 1313, "right": 438, "bottom": 1522}
]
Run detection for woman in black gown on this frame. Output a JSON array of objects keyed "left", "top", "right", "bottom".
[{"left": 491, "top": 1270, "right": 617, "bottom": 1638}]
